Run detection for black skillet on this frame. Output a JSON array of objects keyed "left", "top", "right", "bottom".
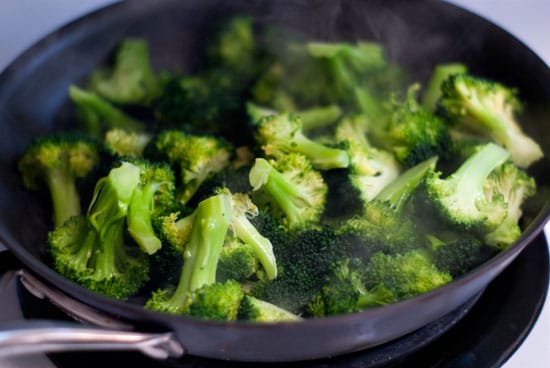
[{"left": 0, "top": 0, "right": 549, "bottom": 363}]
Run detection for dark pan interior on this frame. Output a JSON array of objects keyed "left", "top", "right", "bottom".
[{"left": 0, "top": 0, "right": 549, "bottom": 362}]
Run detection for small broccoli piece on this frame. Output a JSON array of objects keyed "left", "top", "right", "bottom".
[
  {"left": 88, "top": 38, "right": 159, "bottom": 105},
  {"left": 335, "top": 114, "right": 401, "bottom": 203},
  {"left": 145, "top": 193, "right": 232, "bottom": 314},
  {"left": 217, "top": 238, "right": 258, "bottom": 282},
  {"left": 126, "top": 159, "right": 176, "bottom": 255},
  {"left": 238, "top": 295, "right": 302, "bottom": 322},
  {"left": 186, "top": 280, "right": 244, "bottom": 321},
  {"left": 426, "top": 233, "right": 496, "bottom": 278},
  {"left": 69, "top": 85, "right": 145, "bottom": 137},
  {"left": 249, "top": 154, "right": 327, "bottom": 230},
  {"left": 368, "top": 84, "right": 451, "bottom": 167},
  {"left": 338, "top": 156, "right": 437, "bottom": 257},
  {"left": 483, "top": 162, "right": 537, "bottom": 249},
  {"left": 104, "top": 128, "right": 152, "bottom": 157},
  {"left": 422, "top": 143, "right": 510, "bottom": 233},
  {"left": 150, "top": 130, "right": 232, "bottom": 204},
  {"left": 48, "top": 162, "right": 149, "bottom": 300},
  {"left": 364, "top": 250, "right": 452, "bottom": 301},
  {"left": 422, "top": 63, "right": 468, "bottom": 111},
  {"left": 18, "top": 133, "right": 100, "bottom": 227},
  {"left": 256, "top": 113, "right": 349, "bottom": 170},
  {"left": 438, "top": 73, "right": 543, "bottom": 168}
]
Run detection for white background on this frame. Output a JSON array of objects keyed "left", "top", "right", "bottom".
[{"left": 0, "top": 1, "right": 548, "bottom": 367}]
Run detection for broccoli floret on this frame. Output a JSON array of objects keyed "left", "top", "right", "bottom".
[
  {"left": 18, "top": 133, "right": 100, "bottom": 227},
  {"left": 422, "top": 143, "right": 510, "bottom": 233},
  {"left": 126, "top": 159, "right": 176, "bottom": 255},
  {"left": 338, "top": 157, "right": 437, "bottom": 257},
  {"left": 88, "top": 38, "right": 160, "bottom": 105},
  {"left": 422, "top": 63, "right": 468, "bottom": 111},
  {"left": 368, "top": 84, "right": 451, "bottom": 167},
  {"left": 335, "top": 114, "right": 401, "bottom": 203},
  {"left": 149, "top": 130, "right": 232, "bottom": 204},
  {"left": 256, "top": 113, "right": 349, "bottom": 170},
  {"left": 249, "top": 154, "right": 327, "bottom": 230},
  {"left": 186, "top": 280, "right": 244, "bottom": 321},
  {"left": 217, "top": 238, "right": 258, "bottom": 282},
  {"left": 145, "top": 193, "right": 232, "bottom": 314},
  {"left": 238, "top": 295, "right": 302, "bottom": 322},
  {"left": 483, "top": 162, "right": 537, "bottom": 249},
  {"left": 104, "top": 128, "right": 152, "bottom": 157},
  {"left": 364, "top": 250, "right": 452, "bottom": 301},
  {"left": 69, "top": 85, "right": 145, "bottom": 137},
  {"left": 438, "top": 73, "right": 543, "bottom": 168},
  {"left": 48, "top": 162, "right": 149, "bottom": 300}
]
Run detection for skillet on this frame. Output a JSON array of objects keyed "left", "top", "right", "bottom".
[{"left": 0, "top": 0, "right": 549, "bottom": 362}]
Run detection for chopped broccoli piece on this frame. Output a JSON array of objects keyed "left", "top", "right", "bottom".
[
  {"left": 217, "top": 238, "right": 258, "bottom": 282},
  {"left": 422, "top": 63, "right": 468, "bottom": 111},
  {"left": 238, "top": 295, "right": 302, "bottom": 322},
  {"left": 186, "top": 280, "right": 244, "bottom": 321},
  {"left": 438, "top": 73, "right": 543, "bottom": 168},
  {"left": 249, "top": 154, "right": 327, "bottom": 230},
  {"left": 104, "top": 128, "right": 152, "bottom": 157},
  {"left": 18, "top": 133, "right": 100, "bottom": 227}
]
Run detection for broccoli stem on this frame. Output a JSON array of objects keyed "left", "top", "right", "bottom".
[
  {"left": 127, "top": 183, "right": 163, "bottom": 255},
  {"left": 299, "top": 105, "right": 342, "bottom": 132},
  {"left": 290, "top": 132, "right": 350, "bottom": 170},
  {"left": 422, "top": 63, "right": 467, "bottom": 111},
  {"left": 93, "top": 220, "right": 125, "bottom": 280},
  {"left": 47, "top": 167, "right": 81, "bottom": 227}
]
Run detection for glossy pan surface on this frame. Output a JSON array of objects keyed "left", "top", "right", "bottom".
[{"left": 0, "top": 0, "right": 549, "bottom": 362}]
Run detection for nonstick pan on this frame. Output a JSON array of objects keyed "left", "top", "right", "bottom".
[{"left": 0, "top": 0, "right": 549, "bottom": 362}]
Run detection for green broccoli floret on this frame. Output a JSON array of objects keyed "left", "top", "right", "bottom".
[
  {"left": 186, "top": 280, "right": 244, "bottom": 321},
  {"left": 217, "top": 238, "right": 258, "bottom": 282},
  {"left": 145, "top": 192, "right": 232, "bottom": 314},
  {"left": 126, "top": 159, "right": 176, "bottom": 255},
  {"left": 48, "top": 162, "right": 149, "bottom": 300},
  {"left": 364, "top": 250, "right": 452, "bottom": 301},
  {"left": 438, "top": 73, "right": 543, "bottom": 168},
  {"left": 238, "top": 295, "right": 302, "bottom": 322},
  {"left": 368, "top": 84, "right": 451, "bottom": 167},
  {"left": 338, "top": 156, "right": 437, "bottom": 257},
  {"left": 88, "top": 38, "right": 160, "bottom": 105},
  {"left": 422, "top": 63, "right": 468, "bottom": 111},
  {"left": 335, "top": 114, "right": 401, "bottom": 203},
  {"left": 483, "top": 162, "right": 537, "bottom": 249},
  {"left": 249, "top": 154, "right": 327, "bottom": 230},
  {"left": 69, "top": 85, "right": 145, "bottom": 137},
  {"left": 422, "top": 143, "right": 510, "bottom": 233},
  {"left": 104, "top": 128, "right": 152, "bottom": 157},
  {"left": 256, "top": 113, "right": 349, "bottom": 170},
  {"left": 149, "top": 130, "right": 232, "bottom": 204},
  {"left": 18, "top": 133, "right": 100, "bottom": 227}
]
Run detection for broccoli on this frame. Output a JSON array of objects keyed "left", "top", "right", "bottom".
[
  {"left": 367, "top": 84, "right": 451, "bottom": 167},
  {"left": 364, "top": 250, "right": 452, "bottom": 301},
  {"left": 438, "top": 73, "right": 543, "bottom": 168},
  {"left": 483, "top": 162, "right": 537, "bottom": 249},
  {"left": 249, "top": 154, "right": 327, "bottom": 230},
  {"left": 18, "top": 133, "right": 100, "bottom": 227},
  {"left": 48, "top": 162, "right": 149, "bottom": 300},
  {"left": 149, "top": 130, "right": 232, "bottom": 204},
  {"left": 422, "top": 63, "right": 468, "bottom": 111},
  {"left": 69, "top": 85, "right": 145, "bottom": 137},
  {"left": 104, "top": 128, "right": 152, "bottom": 158},
  {"left": 238, "top": 295, "right": 302, "bottom": 322},
  {"left": 422, "top": 143, "right": 510, "bottom": 233},
  {"left": 88, "top": 38, "right": 159, "bottom": 105},
  {"left": 217, "top": 238, "right": 258, "bottom": 282},
  {"left": 338, "top": 156, "right": 437, "bottom": 257},
  {"left": 186, "top": 280, "right": 244, "bottom": 321},
  {"left": 126, "top": 159, "right": 176, "bottom": 255},
  {"left": 145, "top": 192, "right": 232, "bottom": 314},
  {"left": 256, "top": 113, "right": 349, "bottom": 170}
]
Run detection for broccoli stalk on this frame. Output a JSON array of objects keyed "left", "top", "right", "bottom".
[
  {"left": 422, "top": 63, "right": 468, "bottom": 111},
  {"left": 439, "top": 73, "right": 543, "bottom": 168},
  {"left": 145, "top": 193, "right": 232, "bottom": 314},
  {"left": 238, "top": 295, "right": 302, "bottom": 322},
  {"left": 18, "top": 133, "right": 99, "bottom": 227},
  {"left": 256, "top": 114, "right": 349, "bottom": 170},
  {"left": 423, "top": 143, "right": 510, "bottom": 232}
]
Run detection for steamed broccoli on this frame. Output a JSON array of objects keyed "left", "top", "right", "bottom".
[
  {"left": 422, "top": 62, "right": 468, "bottom": 111},
  {"left": 48, "top": 162, "right": 149, "bottom": 300},
  {"left": 438, "top": 73, "right": 543, "bottom": 168},
  {"left": 238, "top": 295, "right": 302, "bottom": 322},
  {"left": 249, "top": 154, "right": 327, "bottom": 230},
  {"left": 18, "top": 133, "right": 100, "bottom": 227},
  {"left": 186, "top": 280, "right": 244, "bottom": 321},
  {"left": 104, "top": 128, "right": 152, "bottom": 158},
  {"left": 217, "top": 238, "right": 258, "bottom": 282}
]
